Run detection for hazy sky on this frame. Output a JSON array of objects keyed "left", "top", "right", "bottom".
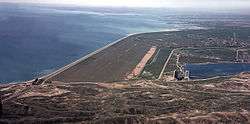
[{"left": 1, "top": 0, "right": 250, "bottom": 9}]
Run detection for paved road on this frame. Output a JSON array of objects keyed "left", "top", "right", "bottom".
[{"left": 158, "top": 49, "right": 176, "bottom": 80}]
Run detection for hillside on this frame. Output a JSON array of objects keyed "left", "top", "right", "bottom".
[{"left": 0, "top": 72, "right": 249, "bottom": 123}]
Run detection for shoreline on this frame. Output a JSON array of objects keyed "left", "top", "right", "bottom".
[
  {"left": 0, "top": 29, "right": 230, "bottom": 84},
  {"left": 43, "top": 32, "right": 149, "bottom": 82},
  {"left": 0, "top": 33, "right": 134, "bottom": 84},
  {"left": 1, "top": 30, "right": 173, "bottom": 84},
  {"left": 42, "top": 33, "right": 134, "bottom": 81},
  {"left": 42, "top": 30, "right": 189, "bottom": 82}
]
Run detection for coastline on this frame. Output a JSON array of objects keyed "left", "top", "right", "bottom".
[
  {"left": 42, "top": 30, "right": 185, "bottom": 82},
  {"left": 0, "top": 29, "right": 232, "bottom": 84},
  {"left": 42, "top": 32, "right": 141, "bottom": 82},
  {"left": 1, "top": 30, "right": 172, "bottom": 84}
]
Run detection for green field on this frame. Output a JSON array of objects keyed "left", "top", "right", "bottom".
[
  {"left": 180, "top": 48, "right": 236, "bottom": 63},
  {"left": 140, "top": 48, "right": 172, "bottom": 79}
]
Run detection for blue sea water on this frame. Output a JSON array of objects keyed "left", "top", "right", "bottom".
[
  {"left": 0, "top": 3, "right": 247, "bottom": 83},
  {"left": 185, "top": 63, "right": 250, "bottom": 79}
]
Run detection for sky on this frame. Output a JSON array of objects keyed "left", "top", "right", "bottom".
[{"left": 1, "top": 0, "right": 250, "bottom": 9}]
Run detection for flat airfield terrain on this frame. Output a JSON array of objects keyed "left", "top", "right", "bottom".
[{"left": 48, "top": 34, "right": 158, "bottom": 82}]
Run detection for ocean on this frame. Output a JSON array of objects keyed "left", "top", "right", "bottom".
[{"left": 0, "top": 3, "right": 246, "bottom": 83}]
